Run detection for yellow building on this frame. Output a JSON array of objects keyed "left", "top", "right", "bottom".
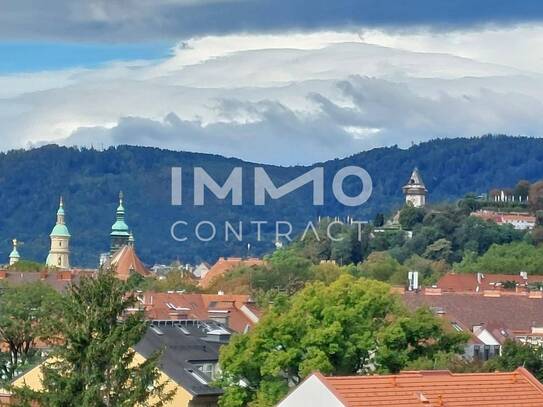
[{"left": 1, "top": 323, "right": 227, "bottom": 407}]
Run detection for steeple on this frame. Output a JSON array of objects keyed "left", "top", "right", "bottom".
[
  {"left": 46, "top": 196, "right": 71, "bottom": 269},
  {"left": 402, "top": 167, "right": 428, "bottom": 207},
  {"left": 110, "top": 191, "right": 131, "bottom": 254},
  {"left": 9, "top": 238, "right": 20, "bottom": 266}
]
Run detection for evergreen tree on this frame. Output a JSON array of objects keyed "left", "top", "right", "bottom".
[{"left": 14, "top": 270, "right": 174, "bottom": 406}]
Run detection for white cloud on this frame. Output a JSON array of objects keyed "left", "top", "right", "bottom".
[{"left": 3, "top": 26, "right": 543, "bottom": 164}]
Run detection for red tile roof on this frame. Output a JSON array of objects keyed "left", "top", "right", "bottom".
[
  {"left": 471, "top": 210, "right": 536, "bottom": 225},
  {"left": 139, "top": 292, "right": 261, "bottom": 333},
  {"left": 199, "top": 257, "right": 264, "bottom": 288},
  {"left": 0, "top": 269, "right": 95, "bottom": 292},
  {"left": 436, "top": 272, "right": 543, "bottom": 293},
  {"left": 402, "top": 291, "right": 543, "bottom": 343},
  {"left": 313, "top": 368, "right": 543, "bottom": 406},
  {"left": 107, "top": 245, "right": 151, "bottom": 280}
]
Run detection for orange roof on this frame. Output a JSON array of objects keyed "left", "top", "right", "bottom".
[
  {"left": 436, "top": 273, "right": 543, "bottom": 292},
  {"left": 200, "top": 257, "right": 264, "bottom": 288},
  {"left": 140, "top": 292, "right": 261, "bottom": 333},
  {"left": 304, "top": 368, "right": 543, "bottom": 406},
  {"left": 471, "top": 210, "right": 535, "bottom": 225},
  {"left": 107, "top": 245, "right": 151, "bottom": 280}
]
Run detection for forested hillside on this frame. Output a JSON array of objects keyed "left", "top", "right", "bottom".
[{"left": 1, "top": 135, "right": 543, "bottom": 267}]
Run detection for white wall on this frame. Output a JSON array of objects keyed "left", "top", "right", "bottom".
[{"left": 277, "top": 374, "right": 344, "bottom": 407}]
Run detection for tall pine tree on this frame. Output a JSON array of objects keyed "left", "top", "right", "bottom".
[{"left": 14, "top": 270, "right": 174, "bottom": 406}]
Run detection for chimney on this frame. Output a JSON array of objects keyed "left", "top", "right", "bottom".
[
  {"left": 424, "top": 287, "right": 442, "bottom": 296},
  {"left": 483, "top": 289, "right": 501, "bottom": 297}
]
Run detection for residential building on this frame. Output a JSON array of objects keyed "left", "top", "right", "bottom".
[
  {"left": 1, "top": 322, "right": 230, "bottom": 407},
  {"left": 199, "top": 257, "right": 263, "bottom": 288},
  {"left": 436, "top": 272, "right": 543, "bottom": 293},
  {"left": 471, "top": 209, "right": 536, "bottom": 230},
  {"left": 0, "top": 269, "right": 95, "bottom": 292},
  {"left": 402, "top": 289, "right": 543, "bottom": 359},
  {"left": 278, "top": 368, "right": 543, "bottom": 407},
  {"left": 139, "top": 292, "right": 261, "bottom": 333},
  {"left": 193, "top": 262, "right": 211, "bottom": 279}
]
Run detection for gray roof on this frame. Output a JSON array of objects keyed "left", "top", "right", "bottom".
[
  {"left": 134, "top": 322, "right": 231, "bottom": 397},
  {"left": 408, "top": 167, "right": 425, "bottom": 187}
]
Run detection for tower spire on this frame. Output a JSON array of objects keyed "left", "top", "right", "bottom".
[
  {"left": 46, "top": 195, "right": 71, "bottom": 269},
  {"left": 402, "top": 167, "right": 428, "bottom": 207},
  {"left": 111, "top": 191, "right": 130, "bottom": 254},
  {"left": 9, "top": 238, "right": 20, "bottom": 266}
]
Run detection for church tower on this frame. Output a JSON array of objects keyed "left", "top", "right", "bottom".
[
  {"left": 110, "top": 191, "right": 131, "bottom": 254},
  {"left": 46, "top": 197, "right": 71, "bottom": 269},
  {"left": 9, "top": 239, "right": 20, "bottom": 266},
  {"left": 403, "top": 167, "right": 427, "bottom": 207}
]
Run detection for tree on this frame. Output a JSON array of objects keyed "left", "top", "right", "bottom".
[
  {"left": 485, "top": 340, "right": 543, "bottom": 381},
  {"left": 458, "top": 194, "right": 481, "bottom": 214},
  {"left": 454, "top": 241, "right": 543, "bottom": 274},
  {"left": 14, "top": 271, "right": 174, "bottom": 406},
  {"left": 0, "top": 282, "right": 60, "bottom": 382},
  {"left": 529, "top": 181, "right": 543, "bottom": 211},
  {"left": 217, "top": 275, "right": 467, "bottom": 407},
  {"left": 399, "top": 205, "right": 425, "bottom": 230},
  {"left": 423, "top": 238, "right": 452, "bottom": 262},
  {"left": 373, "top": 213, "right": 385, "bottom": 227},
  {"left": 514, "top": 180, "right": 531, "bottom": 201},
  {"left": 358, "top": 251, "right": 408, "bottom": 283}
]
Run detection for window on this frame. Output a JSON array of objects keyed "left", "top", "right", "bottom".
[
  {"left": 59, "top": 241, "right": 62, "bottom": 247},
  {"left": 196, "top": 363, "right": 216, "bottom": 380},
  {"left": 484, "top": 345, "right": 490, "bottom": 361},
  {"left": 473, "top": 345, "right": 480, "bottom": 360}
]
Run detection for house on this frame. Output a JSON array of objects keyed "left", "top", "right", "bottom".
[
  {"left": 278, "top": 368, "right": 543, "bottom": 407},
  {"left": 193, "top": 262, "right": 211, "bottom": 279},
  {"left": 0, "top": 269, "right": 96, "bottom": 292},
  {"left": 471, "top": 210, "right": 536, "bottom": 230},
  {"left": 402, "top": 289, "right": 543, "bottom": 359},
  {"left": 139, "top": 292, "right": 261, "bottom": 333},
  {"left": 199, "top": 257, "right": 263, "bottom": 288},
  {"left": 436, "top": 272, "right": 543, "bottom": 293},
  {"left": 1, "top": 322, "right": 231, "bottom": 407}
]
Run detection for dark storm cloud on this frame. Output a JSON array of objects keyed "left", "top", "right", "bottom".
[{"left": 2, "top": 0, "right": 543, "bottom": 42}]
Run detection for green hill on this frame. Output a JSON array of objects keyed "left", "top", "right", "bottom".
[{"left": 1, "top": 135, "right": 543, "bottom": 267}]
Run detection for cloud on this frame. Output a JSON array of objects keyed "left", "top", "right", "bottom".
[
  {"left": 3, "top": 28, "right": 543, "bottom": 165},
  {"left": 56, "top": 75, "right": 543, "bottom": 165},
  {"left": 2, "top": 0, "right": 543, "bottom": 42}
]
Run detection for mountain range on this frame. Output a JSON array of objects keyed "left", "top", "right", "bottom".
[{"left": 1, "top": 135, "right": 543, "bottom": 268}]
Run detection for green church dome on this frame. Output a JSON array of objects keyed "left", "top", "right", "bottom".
[
  {"left": 111, "top": 191, "right": 130, "bottom": 237},
  {"left": 51, "top": 224, "right": 71, "bottom": 237},
  {"left": 9, "top": 248, "right": 20, "bottom": 259}
]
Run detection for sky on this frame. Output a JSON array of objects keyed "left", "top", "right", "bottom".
[{"left": 3, "top": 0, "right": 543, "bottom": 165}]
